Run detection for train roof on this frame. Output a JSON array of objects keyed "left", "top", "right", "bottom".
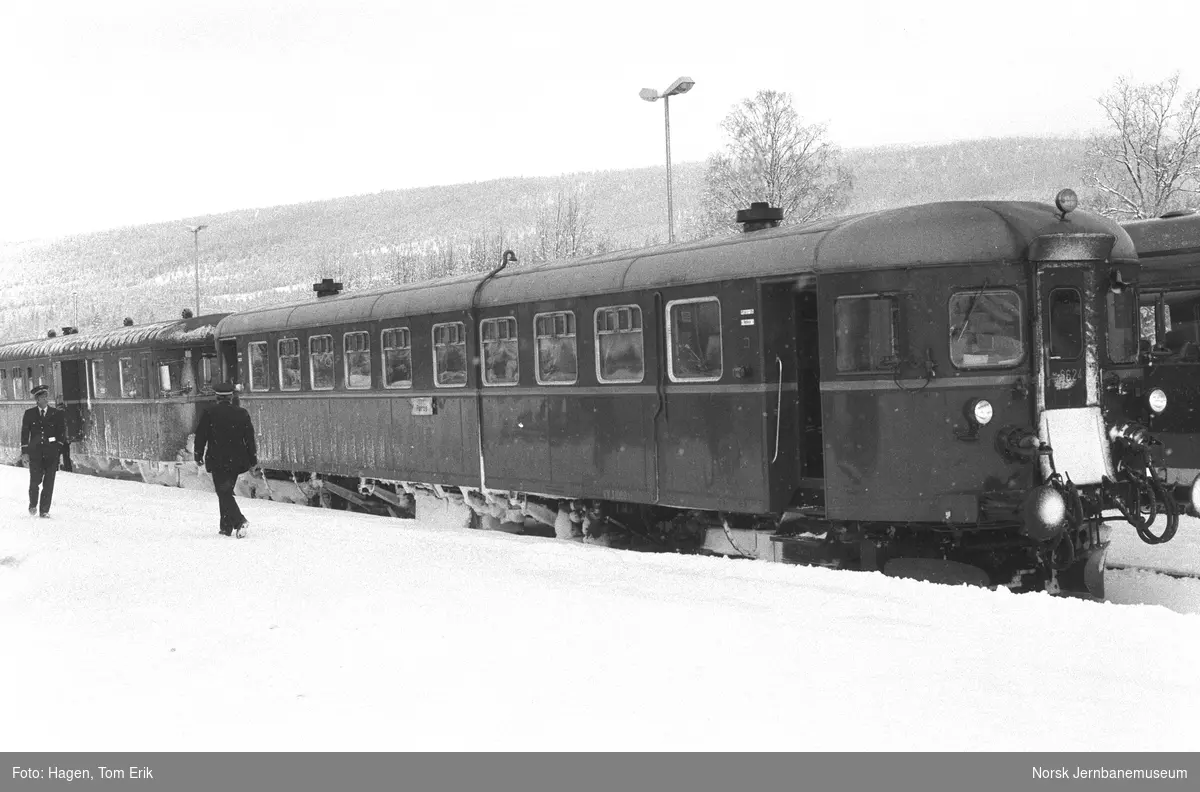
[
  {"left": 1123, "top": 211, "right": 1200, "bottom": 261},
  {"left": 0, "top": 313, "right": 228, "bottom": 363},
  {"left": 217, "top": 200, "right": 1136, "bottom": 338}
]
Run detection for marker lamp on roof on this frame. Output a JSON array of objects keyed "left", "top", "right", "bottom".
[{"left": 1147, "top": 388, "right": 1168, "bottom": 414}]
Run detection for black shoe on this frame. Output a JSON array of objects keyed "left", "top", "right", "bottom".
[
  {"left": 29, "top": 507, "right": 37, "bottom": 516},
  {"left": 234, "top": 521, "right": 248, "bottom": 539},
  {"left": 39, "top": 513, "right": 49, "bottom": 519},
  {"left": 219, "top": 528, "right": 232, "bottom": 536}
]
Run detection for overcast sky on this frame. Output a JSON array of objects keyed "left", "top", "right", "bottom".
[{"left": 1, "top": 0, "right": 1196, "bottom": 242}]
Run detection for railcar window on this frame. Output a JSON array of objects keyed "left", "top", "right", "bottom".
[
  {"left": 278, "top": 339, "right": 301, "bottom": 391},
  {"left": 12, "top": 368, "right": 24, "bottom": 399},
  {"left": 0, "top": 369, "right": 6, "bottom": 400},
  {"left": 309, "top": 335, "right": 335, "bottom": 391},
  {"left": 1106, "top": 289, "right": 1138, "bottom": 364},
  {"left": 668, "top": 298, "right": 723, "bottom": 381},
  {"left": 343, "top": 332, "right": 372, "bottom": 389},
  {"left": 381, "top": 328, "right": 412, "bottom": 388},
  {"left": 1154, "top": 289, "right": 1200, "bottom": 362},
  {"left": 89, "top": 360, "right": 107, "bottom": 398},
  {"left": 248, "top": 342, "right": 269, "bottom": 392},
  {"left": 595, "top": 305, "right": 645, "bottom": 383},
  {"left": 1048, "top": 289, "right": 1083, "bottom": 360},
  {"left": 481, "top": 317, "right": 519, "bottom": 386},
  {"left": 37, "top": 365, "right": 45, "bottom": 386},
  {"left": 119, "top": 358, "right": 141, "bottom": 398},
  {"left": 158, "top": 359, "right": 186, "bottom": 395},
  {"left": 534, "top": 311, "right": 578, "bottom": 385},
  {"left": 433, "top": 322, "right": 467, "bottom": 387},
  {"left": 948, "top": 290, "right": 1024, "bottom": 369},
  {"left": 834, "top": 295, "right": 897, "bottom": 372},
  {"left": 199, "top": 355, "right": 219, "bottom": 393}
]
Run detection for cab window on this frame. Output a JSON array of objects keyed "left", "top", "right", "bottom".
[
  {"left": 948, "top": 289, "right": 1024, "bottom": 369},
  {"left": 1106, "top": 289, "right": 1138, "bottom": 364},
  {"left": 835, "top": 295, "right": 897, "bottom": 372},
  {"left": 1048, "top": 289, "right": 1083, "bottom": 361}
]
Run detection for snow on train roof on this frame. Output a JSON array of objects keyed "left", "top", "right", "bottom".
[
  {"left": 1123, "top": 211, "right": 1200, "bottom": 258},
  {"left": 0, "top": 314, "right": 227, "bottom": 362},
  {"left": 217, "top": 200, "right": 1136, "bottom": 338}
]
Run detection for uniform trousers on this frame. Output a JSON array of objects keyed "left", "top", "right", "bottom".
[
  {"left": 28, "top": 443, "right": 61, "bottom": 514},
  {"left": 211, "top": 469, "right": 246, "bottom": 530}
]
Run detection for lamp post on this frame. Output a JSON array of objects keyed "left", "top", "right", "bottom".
[
  {"left": 186, "top": 224, "right": 208, "bottom": 316},
  {"left": 639, "top": 76, "right": 695, "bottom": 244}
]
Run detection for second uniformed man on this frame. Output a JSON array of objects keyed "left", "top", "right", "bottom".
[{"left": 194, "top": 382, "right": 258, "bottom": 537}]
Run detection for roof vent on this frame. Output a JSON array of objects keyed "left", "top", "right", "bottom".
[
  {"left": 61, "top": 326, "right": 78, "bottom": 335},
  {"left": 313, "top": 278, "right": 344, "bottom": 298},
  {"left": 736, "top": 202, "right": 784, "bottom": 233}
]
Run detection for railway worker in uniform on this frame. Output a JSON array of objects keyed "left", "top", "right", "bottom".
[
  {"left": 19, "top": 384, "right": 67, "bottom": 518},
  {"left": 194, "top": 382, "right": 258, "bottom": 537}
]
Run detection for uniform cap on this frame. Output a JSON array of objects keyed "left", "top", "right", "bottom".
[
  {"left": 31, "top": 384, "right": 49, "bottom": 397},
  {"left": 213, "top": 382, "right": 235, "bottom": 397}
]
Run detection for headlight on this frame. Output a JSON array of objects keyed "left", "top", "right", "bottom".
[
  {"left": 970, "top": 398, "right": 993, "bottom": 426},
  {"left": 1021, "top": 485, "right": 1067, "bottom": 541},
  {"left": 1147, "top": 388, "right": 1168, "bottom": 414}
]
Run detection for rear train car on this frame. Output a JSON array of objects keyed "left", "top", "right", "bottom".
[
  {"left": 214, "top": 192, "right": 1194, "bottom": 595},
  {"left": 0, "top": 314, "right": 229, "bottom": 483}
]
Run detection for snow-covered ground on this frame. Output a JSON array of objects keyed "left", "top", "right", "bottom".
[{"left": 1, "top": 465, "right": 1198, "bottom": 752}]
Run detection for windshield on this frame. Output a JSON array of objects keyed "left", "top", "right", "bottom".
[{"left": 948, "top": 289, "right": 1024, "bottom": 369}]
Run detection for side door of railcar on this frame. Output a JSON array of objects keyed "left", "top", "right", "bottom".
[
  {"left": 655, "top": 281, "right": 769, "bottom": 513},
  {"left": 758, "top": 277, "right": 823, "bottom": 513}
]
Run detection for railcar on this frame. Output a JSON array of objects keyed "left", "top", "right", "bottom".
[
  {"left": 0, "top": 314, "right": 230, "bottom": 484},
  {"left": 1122, "top": 210, "right": 1200, "bottom": 490},
  {"left": 213, "top": 190, "right": 1195, "bottom": 595}
]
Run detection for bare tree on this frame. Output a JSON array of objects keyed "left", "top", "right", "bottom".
[
  {"left": 529, "top": 184, "right": 611, "bottom": 263},
  {"left": 698, "top": 90, "right": 852, "bottom": 236},
  {"left": 1086, "top": 73, "right": 1200, "bottom": 219}
]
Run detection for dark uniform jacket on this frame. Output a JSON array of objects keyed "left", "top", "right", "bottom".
[
  {"left": 194, "top": 401, "right": 258, "bottom": 475},
  {"left": 21, "top": 405, "right": 67, "bottom": 456}
]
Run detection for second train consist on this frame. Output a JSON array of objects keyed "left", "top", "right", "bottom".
[
  {"left": 3, "top": 192, "right": 1195, "bottom": 596},
  {"left": 1123, "top": 210, "right": 1200, "bottom": 489}
]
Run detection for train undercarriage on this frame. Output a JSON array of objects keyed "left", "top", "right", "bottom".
[{"left": 12, "top": 441, "right": 1191, "bottom": 599}]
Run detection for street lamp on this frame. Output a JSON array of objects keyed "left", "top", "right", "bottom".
[
  {"left": 186, "top": 224, "right": 208, "bottom": 316},
  {"left": 639, "top": 76, "right": 695, "bottom": 244}
]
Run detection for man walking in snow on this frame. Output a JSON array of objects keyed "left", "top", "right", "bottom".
[
  {"left": 19, "top": 383, "right": 67, "bottom": 518},
  {"left": 194, "top": 382, "right": 258, "bottom": 537}
]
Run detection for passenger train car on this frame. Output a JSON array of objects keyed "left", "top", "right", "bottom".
[
  {"left": 5, "top": 194, "right": 1193, "bottom": 597},
  {"left": 1123, "top": 210, "right": 1200, "bottom": 488},
  {"left": 0, "top": 314, "right": 229, "bottom": 484},
  {"left": 204, "top": 191, "right": 1195, "bottom": 596}
]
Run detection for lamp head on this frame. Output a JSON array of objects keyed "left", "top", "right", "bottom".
[
  {"left": 664, "top": 76, "right": 695, "bottom": 96},
  {"left": 639, "top": 88, "right": 659, "bottom": 102}
]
